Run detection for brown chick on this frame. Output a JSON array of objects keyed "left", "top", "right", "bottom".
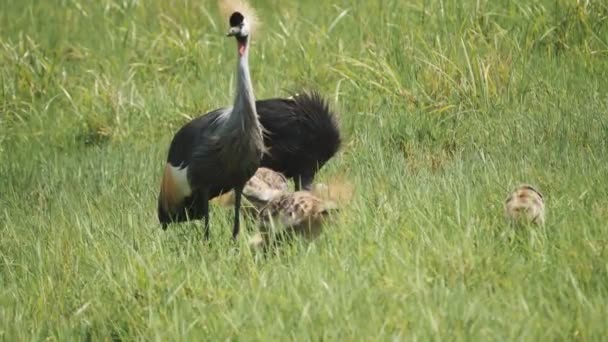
[
  {"left": 504, "top": 184, "right": 546, "bottom": 226},
  {"left": 249, "top": 191, "right": 338, "bottom": 249},
  {"left": 242, "top": 167, "right": 289, "bottom": 209},
  {"left": 214, "top": 167, "right": 288, "bottom": 213}
]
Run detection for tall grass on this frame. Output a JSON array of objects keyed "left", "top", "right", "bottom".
[{"left": 1, "top": 0, "right": 607, "bottom": 339}]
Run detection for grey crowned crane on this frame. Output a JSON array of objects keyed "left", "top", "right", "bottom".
[{"left": 158, "top": 2, "right": 264, "bottom": 241}]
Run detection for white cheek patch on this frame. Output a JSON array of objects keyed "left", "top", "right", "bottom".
[{"left": 168, "top": 164, "right": 192, "bottom": 198}]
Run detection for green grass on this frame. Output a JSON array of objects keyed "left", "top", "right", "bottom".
[{"left": 1, "top": 0, "right": 608, "bottom": 339}]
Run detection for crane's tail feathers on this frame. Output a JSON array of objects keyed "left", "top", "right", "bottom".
[
  {"left": 291, "top": 90, "right": 342, "bottom": 157},
  {"left": 293, "top": 91, "right": 339, "bottom": 128},
  {"left": 219, "top": 0, "right": 260, "bottom": 34}
]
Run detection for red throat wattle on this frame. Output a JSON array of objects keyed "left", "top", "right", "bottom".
[{"left": 238, "top": 41, "right": 247, "bottom": 56}]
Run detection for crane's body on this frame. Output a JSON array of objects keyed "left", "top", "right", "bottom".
[
  {"left": 159, "top": 9, "right": 263, "bottom": 240},
  {"left": 256, "top": 92, "right": 340, "bottom": 190},
  {"left": 159, "top": 106, "right": 261, "bottom": 222}
]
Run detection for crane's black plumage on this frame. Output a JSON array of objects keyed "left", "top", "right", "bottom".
[
  {"left": 158, "top": 107, "right": 259, "bottom": 227},
  {"left": 158, "top": 91, "right": 341, "bottom": 228},
  {"left": 256, "top": 91, "right": 341, "bottom": 190}
]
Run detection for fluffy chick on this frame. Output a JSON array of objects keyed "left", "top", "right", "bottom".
[{"left": 504, "top": 184, "right": 545, "bottom": 226}]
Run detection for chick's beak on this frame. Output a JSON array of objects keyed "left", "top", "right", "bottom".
[{"left": 226, "top": 27, "right": 240, "bottom": 37}]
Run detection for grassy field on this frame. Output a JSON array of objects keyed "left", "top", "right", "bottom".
[{"left": 1, "top": 0, "right": 608, "bottom": 339}]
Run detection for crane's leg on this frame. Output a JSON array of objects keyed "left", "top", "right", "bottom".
[
  {"left": 232, "top": 186, "right": 244, "bottom": 240},
  {"left": 295, "top": 174, "right": 314, "bottom": 191},
  {"left": 294, "top": 178, "right": 300, "bottom": 191},
  {"left": 201, "top": 190, "right": 210, "bottom": 241}
]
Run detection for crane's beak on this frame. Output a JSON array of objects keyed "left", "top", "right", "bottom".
[{"left": 226, "top": 27, "right": 240, "bottom": 37}]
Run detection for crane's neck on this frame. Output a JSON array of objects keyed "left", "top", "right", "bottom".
[{"left": 229, "top": 36, "right": 258, "bottom": 132}]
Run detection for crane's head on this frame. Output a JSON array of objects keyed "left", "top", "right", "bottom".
[
  {"left": 220, "top": 0, "right": 259, "bottom": 54},
  {"left": 226, "top": 12, "right": 250, "bottom": 38},
  {"left": 226, "top": 11, "right": 253, "bottom": 56}
]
